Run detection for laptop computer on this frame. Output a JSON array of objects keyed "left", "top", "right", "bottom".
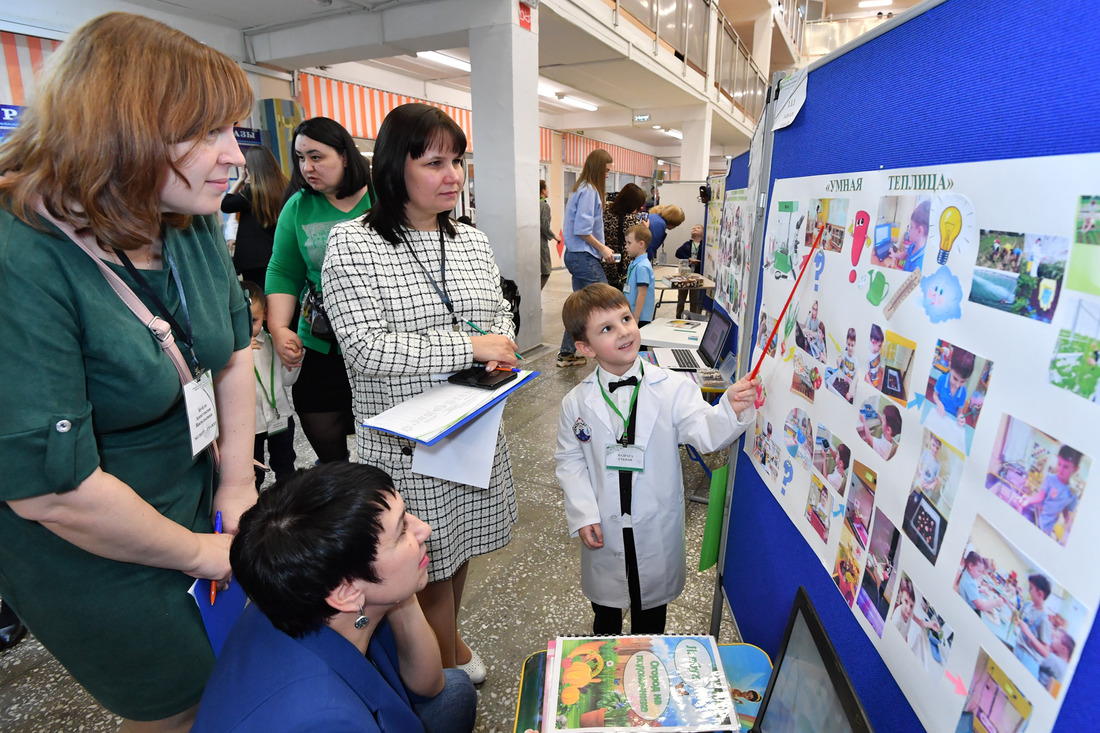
[
  {"left": 651, "top": 308, "right": 733, "bottom": 371},
  {"left": 750, "top": 586, "right": 873, "bottom": 733}
]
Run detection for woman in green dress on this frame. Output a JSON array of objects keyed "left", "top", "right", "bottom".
[{"left": 0, "top": 13, "right": 257, "bottom": 732}]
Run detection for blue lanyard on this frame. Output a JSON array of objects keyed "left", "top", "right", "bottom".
[{"left": 115, "top": 242, "right": 201, "bottom": 375}]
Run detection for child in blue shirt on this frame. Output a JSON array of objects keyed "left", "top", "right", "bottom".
[
  {"left": 623, "top": 224, "right": 656, "bottom": 326},
  {"left": 933, "top": 346, "right": 974, "bottom": 423}
]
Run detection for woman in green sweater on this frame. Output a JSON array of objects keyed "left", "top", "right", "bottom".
[{"left": 265, "top": 117, "right": 372, "bottom": 462}]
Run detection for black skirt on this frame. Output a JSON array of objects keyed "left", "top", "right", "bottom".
[{"left": 292, "top": 345, "right": 354, "bottom": 415}]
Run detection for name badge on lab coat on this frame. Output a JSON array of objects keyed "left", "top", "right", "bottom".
[
  {"left": 268, "top": 413, "right": 290, "bottom": 435},
  {"left": 605, "top": 444, "right": 645, "bottom": 472},
  {"left": 184, "top": 370, "right": 219, "bottom": 457}
]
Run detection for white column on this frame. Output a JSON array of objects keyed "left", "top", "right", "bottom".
[
  {"left": 469, "top": 8, "right": 542, "bottom": 350},
  {"left": 681, "top": 112, "right": 713, "bottom": 180},
  {"left": 752, "top": 10, "right": 774, "bottom": 74}
]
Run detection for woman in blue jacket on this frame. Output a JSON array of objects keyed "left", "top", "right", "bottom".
[
  {"left": 557, "top": 149, "right": 616, "bottom": 367},
  {"left": 193, "top": 463, "right": 476, "bottom": 732}
]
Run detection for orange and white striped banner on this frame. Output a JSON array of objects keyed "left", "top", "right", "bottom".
[
  {"left": 561, "top": 132, "right": 654, "bottom": 177},
  {"left": 540, "top": 127, "right": 553, "bottom": 162},
  {"left": 1, "top": 31, "right": 63, "bottom": 106},
  {"left": 299, "top": 72, "right": 473, "bottom": 148}
]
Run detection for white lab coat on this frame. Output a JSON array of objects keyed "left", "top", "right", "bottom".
[
  {"left": 252, "top": 329, "right": 300, "bottom": 434},
  {"left": 555, "top": 364, "right": 753, "bottom": 609}
]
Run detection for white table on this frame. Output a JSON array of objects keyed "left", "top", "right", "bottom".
[{"left": 639, "top": 317, "right": 708, "bottom": 349}]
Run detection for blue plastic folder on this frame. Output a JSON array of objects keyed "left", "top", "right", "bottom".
[
  {"left": 362, "top": 370, "right": 539, "bottom": 446},
  {"left": 190, "top": 577, "right": 248, "bottom": 657}
]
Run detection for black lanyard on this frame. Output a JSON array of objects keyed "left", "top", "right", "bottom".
[
  {"left": 115, "top": 244, "right": 202, "bottom": 376},
  {"left": 403, "top": 225, "right": 458, "bottom": 331}
]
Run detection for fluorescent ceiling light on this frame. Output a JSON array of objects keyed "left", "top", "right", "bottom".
[
  {"left": 857, "top": 0, "right": 891, "bottom": 7},
  {"left": 558, "top": 95, "right": 598, "bottom": 112},
  {"left": 657, "top": 159, "right": 665, "bottom": 166},
  {"left": 652, "top": 124, "right": 662, "bottom": 129},
  {"left": 537, "top": 83, "right": 558, "bottom": 98},
  {"left": 663, "top": 128, "right": 683, "bottom": 140},
  {"left": 416, "top": 51, "right": 471, "bottom": 73}
]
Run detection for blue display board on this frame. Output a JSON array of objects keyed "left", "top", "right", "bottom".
[
  {"left": 726, "top": 151, "right": 750, "bottom": 191},
  {"left": 723, "top": 0, "right": 1100, "bottom": 730}
]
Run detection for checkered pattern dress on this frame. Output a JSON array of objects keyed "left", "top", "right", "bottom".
[{"left": 323, "top": 219, "right": 518, "bottom": 582}]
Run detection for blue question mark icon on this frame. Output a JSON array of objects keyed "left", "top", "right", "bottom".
[
  {"left": 781, "top": 460, "right": 794, "bottom": 494},
  {"left": 813, "top": 250, "right": 825, "bottom": 291}
]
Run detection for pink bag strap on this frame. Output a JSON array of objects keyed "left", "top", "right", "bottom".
[{"left": 34, "top": 202, "right": 221, "bottom": 469}]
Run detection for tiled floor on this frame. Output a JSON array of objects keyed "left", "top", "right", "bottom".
[{"left": 0, "top": 266, "right": 741, "bottom": 731}]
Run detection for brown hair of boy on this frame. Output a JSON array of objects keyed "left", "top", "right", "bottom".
[
  {"left": 626, "top": 223, "right": 652, "bottom": 247},
  {"left": 562, "top": 283, "right": 629, "bottom": 343}
]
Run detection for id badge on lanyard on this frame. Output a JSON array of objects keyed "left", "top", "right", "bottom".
[
  {"left": 605, "top": 443, "right": 645, "bottom": 472},
  {"left": 184, "top": 370, "right": 219, "bottom": 456}
]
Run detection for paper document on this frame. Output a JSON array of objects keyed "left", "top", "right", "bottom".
[
  {"left": 412, "top": 400, "right": 505, "bottom": 488},
  {"left": 362, "top": 370, "right": 536, "bottom": 445},
  {"left": 772, "top": 68, "right": 808, "bottom": 131}
]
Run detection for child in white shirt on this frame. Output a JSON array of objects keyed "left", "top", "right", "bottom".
[
  {"left": 244, "top": 282, "right": 300, "bottom": 489},
  {"left": 555, "top": 284, "right": 759, "bottom": 635}
]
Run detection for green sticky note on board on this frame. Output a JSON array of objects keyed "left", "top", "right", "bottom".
[{"left": 699, "top": 464, "right": 729, "bottom": 572}]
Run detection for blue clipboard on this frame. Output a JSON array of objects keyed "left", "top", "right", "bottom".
[{"left": 364, "top": 370, "right": 540, "bottom": 446}]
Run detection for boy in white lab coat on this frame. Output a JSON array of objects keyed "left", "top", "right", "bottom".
[
  {"left": 555, "top": 284, "right": 759, "bottom": 634},
  {"left": 243, "top": 281, "right": 300, "bottom": 489}
]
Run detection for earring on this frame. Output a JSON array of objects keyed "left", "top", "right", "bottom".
[{"left": 354, "top": 605, "right": 369, "bottom": 630}]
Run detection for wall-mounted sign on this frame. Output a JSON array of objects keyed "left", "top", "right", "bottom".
[
  {"left": 0, "top": 105, "right": 23, "bottom": 141},
  {"left": 233, "top": 127, "right": 262, "bottom": 146}
]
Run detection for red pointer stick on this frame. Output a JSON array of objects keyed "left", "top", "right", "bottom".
[{"left": 750, "top": 223, "right": 827, "bottom": 380}]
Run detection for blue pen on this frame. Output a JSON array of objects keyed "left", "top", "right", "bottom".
[
  {"left": 466, "top": 320, "right": 523, "bottom": 361},
  {"left": 210, "top": 511, "right": 222, "bottom": 605}
]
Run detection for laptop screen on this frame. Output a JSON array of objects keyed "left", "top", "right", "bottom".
[
  {"left": 752, "top": 587, "right": 872, "bottom": 733},
  {"left": 698, "top": 309, "right": 733, "bottom": 367}
]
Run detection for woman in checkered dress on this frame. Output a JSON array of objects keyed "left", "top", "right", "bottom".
[{"left": 323, "top": 103, "right": 519, "bottom": 677}]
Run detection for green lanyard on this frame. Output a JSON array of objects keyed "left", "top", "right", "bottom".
[
  {"left": 597, "top": 363, "right": 643, "bottom": 445},
  {"left": 254, "top": 351, "right": 279, "bottom": 419}
]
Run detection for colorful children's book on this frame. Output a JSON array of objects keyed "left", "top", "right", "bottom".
[{"left": 547, "top": 635, "right": 740, "bottom": 731}]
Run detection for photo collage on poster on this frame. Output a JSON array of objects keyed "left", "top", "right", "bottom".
[
  {"left": 745, "top": 155, "right": 1099, "bottom": 732},
  {"left": 711, "top": 188, "right": 753, "bottom": 328}
]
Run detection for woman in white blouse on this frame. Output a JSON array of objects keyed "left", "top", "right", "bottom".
[{"left": 323, "top": 103, "right": 518, "bottom": 683}]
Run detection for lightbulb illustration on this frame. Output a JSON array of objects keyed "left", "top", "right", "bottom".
[{"left": 937, "top": 206, "right": 962, "bottom": 265}]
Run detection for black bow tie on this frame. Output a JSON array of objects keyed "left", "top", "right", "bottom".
[{"left": 608, "top": 376, "right": 638, "bottom": 392}]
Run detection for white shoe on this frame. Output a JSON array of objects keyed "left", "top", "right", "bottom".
[{"left": 457, "top": 648, "right": 487, "bottom": 684}]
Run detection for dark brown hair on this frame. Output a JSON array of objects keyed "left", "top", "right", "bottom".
[
  {"left": 244, "top": 146, "right": 289, "bottom": 230},
  {"left": 609, "top": 183, "right": 645, "bottom": 215},
  {"left": 365, "top": 103, "right": 467, "bottom": 244},
  {"left": 0, "top": 12, "right": 253, "bottom": 250}
]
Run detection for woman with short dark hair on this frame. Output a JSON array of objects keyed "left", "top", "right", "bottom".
[
  {"left": 265, "top": 117, "right": 373, "bottom": 464},
  {"left": 323, "top": 103, "right": 518, "bottom": 682},
  {"left": 193, "top": 463, "right": 477, "bottom": 732}
]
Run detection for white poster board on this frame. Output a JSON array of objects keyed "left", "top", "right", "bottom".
[
  {"left": 652, "top": 181, "right": 706, "bottom": 265},
  {"left": 745, "top": 153, "right": 1100, "bottom": 733},
  {"left": 712, "top": 189, "right": 754, "bottom": 335}
]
